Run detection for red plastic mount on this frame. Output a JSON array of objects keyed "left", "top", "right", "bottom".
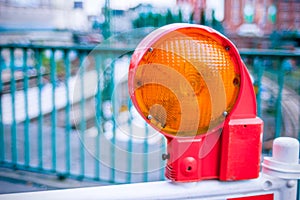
[
  {"left": 165, "top": 117, "right": 262, "bottom": 182},
  {"left": 165, "top": 132, "right": 221, "bottom": 182}
]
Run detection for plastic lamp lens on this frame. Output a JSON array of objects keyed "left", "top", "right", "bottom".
[{"left": 130, "top": 26, "right": 241, "bottom": 137}]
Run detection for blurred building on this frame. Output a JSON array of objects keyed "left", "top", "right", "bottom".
[
  {"left": 0, "top": 0, "right": 86, "bottom": 30},
  {"left": 276, "top": 1, "right": 300, "bottom": 31},
  {"left": 177, "top": 0, "right": 206, "bottom": 23},
  {"left": 223, "top": 0, "right": 300, "bottom": 35},
  {"left": 223, "top": 0, "right": 300, "bottom": 48},
  {"left": 176, "top": 0, "right": 300, "bottom": 48},
  {"left": 0, "top": 0, "right": 92, "bottom": 44}
]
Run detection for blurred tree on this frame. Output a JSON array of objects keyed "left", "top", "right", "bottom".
[
  {"left": 166, "top": 9, "right": 174, "bottom": 24},
  {"left": 102, "top": 0, "right": 111, "bottom": 39},
  {"left": 157, "top": 13, "right": 165, "bottom": 27},
  {"left": 132, "top": 9, "right": 188, "bottom": 28},
  {"left": 200, "top": 9, "right": 206, "bottom": 25},
  {"left": 189, "top": 12, "right": 194, "bottom": 23},
  {"left": 132, "top": 8, "right": 224, "bottom": 36},
  {"left": 211, "top": 10, "right": 224, "bottom": 33},
  {"left": 176, "top": 9, "right": 183, "bottom": 23}
]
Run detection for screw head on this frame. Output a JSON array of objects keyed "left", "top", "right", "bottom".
[
  {"left": 162, "top": 153, "right": 170, "bottom": 160},
  {"left": 263, "top": 180, "right": 272, "bottom": 190},
  {"left": 287, "top": 180, "right": 296, "bottom": 188}
]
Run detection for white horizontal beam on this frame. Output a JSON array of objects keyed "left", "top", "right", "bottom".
[{"left": 0, "top": 174, "right": 296, "bottom": 200}]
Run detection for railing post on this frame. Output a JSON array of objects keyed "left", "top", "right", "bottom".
[
  {"left": 35, "top": 48, "right": 44, "bottom": 170},
  {"left": 275, "top": 58, "right": 285, "bottom": 138},
  {"left": 9, "top": 48, "right": 17, "bottom": 166},
  {"left": 0, "top": 48, "right": 5, "bottom": 163},
  {"left": 94, "top": 53, "right": 102, "bottom": 181},
  {"left": 143, "top": 123, "right": 149, "bottom": 182},
  {"left": 160, "top": 139, "right": 166, "bottom": 180},
  {"left": 22, "top": 48, "right": 30, "bottom": 167},
  {"left": 298, "top": 181, "right": 300, "bottom": 200},
  {"left": 110, "top": 53, "right": 116, "bottom": 182},
  {"left": 127, "top": 99, "right": 133, "bottom": 183},
  {"left": 64, "top": 49, "right": 71, "bottom": 176},
  {"left": 79, "top": 50, "right": 87, "bottom": 179},
  {"left": 254, "top": 57, "right": 264, "bottom": 117},
  {"left": 50, "top": 48, "right": 57, "bottom": 172}
]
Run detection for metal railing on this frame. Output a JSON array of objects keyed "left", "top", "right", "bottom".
[{"left": 0, "top": 43, "right": 299, "bottom": 184}]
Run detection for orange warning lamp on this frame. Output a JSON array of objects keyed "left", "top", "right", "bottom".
[{"left": 128, "top": 24, "right": 263, "bottom": 182}]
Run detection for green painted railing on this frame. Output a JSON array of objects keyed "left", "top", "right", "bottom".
[
  {"left": 0, "top": 44, "right": 165, "bottom": 184},
  {"left": 0, "top": 44, "right": 299, "bottom": 185}
]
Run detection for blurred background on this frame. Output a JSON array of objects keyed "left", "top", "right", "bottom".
[
  {"left": 0, "top": 0, "right": 299, "bottom": 196},
  {"left": 0, "top": 0, "right": 299, "bottom": 48}
]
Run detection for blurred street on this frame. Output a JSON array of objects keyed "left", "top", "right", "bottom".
[{"left": 0, "top": 167, "right": 104, "bottom": 194}]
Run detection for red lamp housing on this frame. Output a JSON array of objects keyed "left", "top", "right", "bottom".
[{"left": 128, "top": 24, "right": 263, "bottom": 182}]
